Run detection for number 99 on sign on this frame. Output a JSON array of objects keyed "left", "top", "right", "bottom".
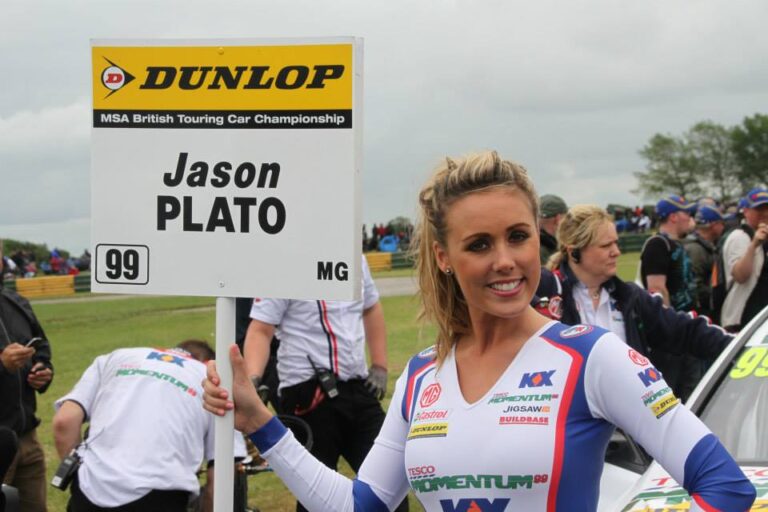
[{"left": 95, "top": 244, "right": 150, "bottom": 285}]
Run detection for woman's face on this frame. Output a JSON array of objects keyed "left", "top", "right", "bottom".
[
  {"left": 433, "top": 187, "right": 540, "bottom": 322},
  {"left": 578, "top": 221, "right": 621, "bottom": 282}
]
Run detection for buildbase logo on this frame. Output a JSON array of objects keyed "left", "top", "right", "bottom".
[{"left": 100, "top": 58, "right": 135, "bottom": 97}]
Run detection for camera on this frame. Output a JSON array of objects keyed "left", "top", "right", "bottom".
[{"left": 51, "top": 449, "right": 81, "bottom": 491}]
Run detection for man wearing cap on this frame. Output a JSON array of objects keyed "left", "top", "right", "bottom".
[
  {"left": 683, "top": 204, "right": 726, "bottom": 318},
  {"left": 640, "top": 195, "right": 699, "bottom": 400},
  {"left": 641, "top": 195, "right": 697, "bottom": 310},
  {"left": 539, "top": 194, "right": 568, "bottom": 265},
  {"left": 721, "top": 187, "right": 768, "bottom": 331}
]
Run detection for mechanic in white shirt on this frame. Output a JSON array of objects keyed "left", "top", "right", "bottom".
[
  {"left": 243, "top": 256, "right": 407, "bottom": 512},
  {"left": 52, "top": 341, "right": 244, "bottom": 512}
]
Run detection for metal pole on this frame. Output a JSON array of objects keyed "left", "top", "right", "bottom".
[{"left": 213, "top": 297, "right": 235, "bottom": 512}]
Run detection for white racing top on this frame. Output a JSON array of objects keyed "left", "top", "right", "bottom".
[
  {"left": 55, "top": 347, "right": 244, "bottom": 508},
  {"left": 250, "top": 256, "right": 379, "bottom": 389},
  {"left": 248, "top": 322, "right": 754, "bottom": 511}
]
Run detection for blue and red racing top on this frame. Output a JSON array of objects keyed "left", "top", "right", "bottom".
[{"left": 249, "top": 321, "right": 755, "bottom": 511}]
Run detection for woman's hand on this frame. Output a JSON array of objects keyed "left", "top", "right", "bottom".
[{"left": 202, "top": 344, "right": 273, "bottom": 435}]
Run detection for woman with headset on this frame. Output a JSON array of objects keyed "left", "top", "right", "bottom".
[{"left": 537, "top": 204, "right": 732, "bottom": 402}]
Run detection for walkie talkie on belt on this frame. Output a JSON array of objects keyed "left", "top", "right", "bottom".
[{"left": 307, "top": 356, "right": 339, "bottom": 399}]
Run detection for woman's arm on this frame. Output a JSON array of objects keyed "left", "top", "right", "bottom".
[
  {"left": 203, "top": 345, "right": 411, "bottom": 511},
  {"left": 586, "top": 334, "right": 755, "bottom": 511}
]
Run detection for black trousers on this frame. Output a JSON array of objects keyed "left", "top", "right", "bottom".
[
  {"left": 68, "top": 475, "right": 189, "bottom": 512},
  {"left": 281, "top": 379, "right": 409, "bottom": 512}
]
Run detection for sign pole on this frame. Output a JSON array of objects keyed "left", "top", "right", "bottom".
[{"left": 214, "top": 297, "right": 235, "bottom": 512}]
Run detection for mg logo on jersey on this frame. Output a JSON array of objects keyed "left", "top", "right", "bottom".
[
  {"left": 420, "top": 383, "right": 442, "bottom": 408},
  {"left": 147, "top": 351, "right": 185, "bottom": 367},
  {"left": 439, "top": 498, "right": 510, "bottom": 511},
  {"left": 519, "top": 370, "right": 555, "bottom": 388},
  {"left": 628, "top": 348, "right": 650, "bottom": 366},
  {"left": 100, "top": 58, "right": 136, "bottom": 97},
  {"left": 638, "top": 367, "right": 662, "bottom": 387}
]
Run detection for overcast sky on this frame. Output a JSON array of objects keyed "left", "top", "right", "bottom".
[{"left": 1, "top": 0, "right": 767, "bottom": 253}]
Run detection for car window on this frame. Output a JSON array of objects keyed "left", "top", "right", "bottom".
[{"left": 698, "top": 319, "right": 768, "bottom": 465}]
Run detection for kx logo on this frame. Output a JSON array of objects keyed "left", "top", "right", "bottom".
[
  {"left": 637, "top": 367, "right": 662, "bottom": 387},
  {"left": 440, "top": 498, "right": 510, "bottom": 512},
  {"left": 147, "top": 351, "right": 185, "bottom": 367},
  {"left": 519, "top": 370, "right": 555, "bottom": 388}
]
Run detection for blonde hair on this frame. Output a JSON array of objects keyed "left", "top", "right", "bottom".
[
  {"left": 410, "top": 150, "right": 538, "bottom": 364},
  {"left": 547, "top": 205, "right": 614, "bottom": 270}
]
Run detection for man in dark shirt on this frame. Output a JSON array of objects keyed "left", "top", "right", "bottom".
[
  {"left": 539, "top": 194, "right": 568, "bottom": 265},
  {"left": 640, "top": 195, "right": 700, "bottom": 401},
  {"left": 0, "top": 241, "right": 53, "bottom": 512},
  {"left": 641, "top": 195, "right": 696, "bottom": 310}
]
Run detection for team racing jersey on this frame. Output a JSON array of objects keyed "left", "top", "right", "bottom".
[
  {"left": 249, "top": 322, "right": 753, "bottom": 511},
  {"left": 55, "top": 347, "right": 244, "bottom": 508}
]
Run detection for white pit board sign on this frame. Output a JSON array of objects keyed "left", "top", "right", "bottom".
[{"left": 90, "top": 38, "right": 362, "bottom": 300}]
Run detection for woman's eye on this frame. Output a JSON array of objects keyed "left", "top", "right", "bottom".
[
  {"left": 509, "top": 231, "right": 530, "bottom": 242},
  {"left": 467, "top": 239, "right": 489, "bottom": 252}
]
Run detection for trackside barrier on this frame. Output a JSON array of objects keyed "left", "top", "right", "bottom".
[
  {"left": 617, "top": 234, "right": 652, "bottom": 253},
  {"left": 365, "top": 252, "right": 392, "bottom": 272},
  {"left": 391, "top": 252, "right": 412, "bottom": 269},
  {"left": 74, "top": 274, "right": 91, "bottom": 293},
  {"left": 15, "top": 275, "right": 75, "bottom": 298}
]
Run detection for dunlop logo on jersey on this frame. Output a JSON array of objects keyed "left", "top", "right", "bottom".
[{"left": 91, "top": 43, "right": 354, "bottom": 129}]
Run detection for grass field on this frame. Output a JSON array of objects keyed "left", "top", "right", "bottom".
[{"left": 28, "top": 252, "right": 640, "bottom": 511}]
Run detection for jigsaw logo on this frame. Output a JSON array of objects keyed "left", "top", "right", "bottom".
[
  {"left": 147, "top": 351, "right": 185, "bottom": 367},
  {"left": 519, "top": 370, "right": 555, "bottom": 388},
  {"left": 100, "top": 58, "right": 136, "bottom": 97}
]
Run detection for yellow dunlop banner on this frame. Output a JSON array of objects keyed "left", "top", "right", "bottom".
[{"left": 92, "top": 42, "right": 353, "bottom": 129}]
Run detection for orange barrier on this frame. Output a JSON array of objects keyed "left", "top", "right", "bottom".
[
  {"left": 15, "top": 275, "right": 75, "bottom": 298},
  {"left": 365, "top": 252, "right": 392, "bottom": 272}
]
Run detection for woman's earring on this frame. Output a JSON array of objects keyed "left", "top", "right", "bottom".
[{"left": 445, "top": 267, "right": 453, "bottom": 275}]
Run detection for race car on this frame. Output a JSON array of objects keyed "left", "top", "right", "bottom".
[{"left": 604, "top": 304, "right": 768, "bottom": 510}]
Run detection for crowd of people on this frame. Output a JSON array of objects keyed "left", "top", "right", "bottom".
[
  {"left": 2, "top": 153, "right": 765, "bottom": 511},
  {"left": 362, "top": 224, "right": 412, "bottom": 253},
  {"left": 1, "top": 249, "right": 91, "bottom": 281}
]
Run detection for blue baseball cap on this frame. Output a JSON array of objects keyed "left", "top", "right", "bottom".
[
  {"left": 694, "top": 205, "right": 724, "bottom": 225},
  {"left": 655, "top": 195, "right": 696, "bottom": 219},
  {"left": 738, "top": 197, "right": 749, "bottom": 211},
  {"left": 744, "top": 187, "right": 768, "bottom": 209}
]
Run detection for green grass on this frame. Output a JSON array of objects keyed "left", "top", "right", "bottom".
[
  {"left": 617, "top": 251, "right": 640, "bottom": 283},
  {"left": 30, "top": 293, "right": 432, "bottom": 511}
]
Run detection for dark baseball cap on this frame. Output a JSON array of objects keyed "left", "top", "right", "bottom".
[
  {"left": 539, "top": 194, "right": 568, "bottom": 219},
  {"left": 655, "top": 195, "right": 696, "bottom": 219}
]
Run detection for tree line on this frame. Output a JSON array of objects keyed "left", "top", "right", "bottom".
[{"left": 634, "top": 113, "right": 768, "bottom": 203}]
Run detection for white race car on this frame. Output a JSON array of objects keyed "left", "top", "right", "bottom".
[{"left": 600, "top": 305, "right": 768, "bottom": 510}]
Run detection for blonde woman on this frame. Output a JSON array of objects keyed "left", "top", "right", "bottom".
[
  {"left": 203, "top": 153, "right": 754, "bottom": 511},
  {"left": 537, "top": 205, "right": 731, "bottom": 402}
]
